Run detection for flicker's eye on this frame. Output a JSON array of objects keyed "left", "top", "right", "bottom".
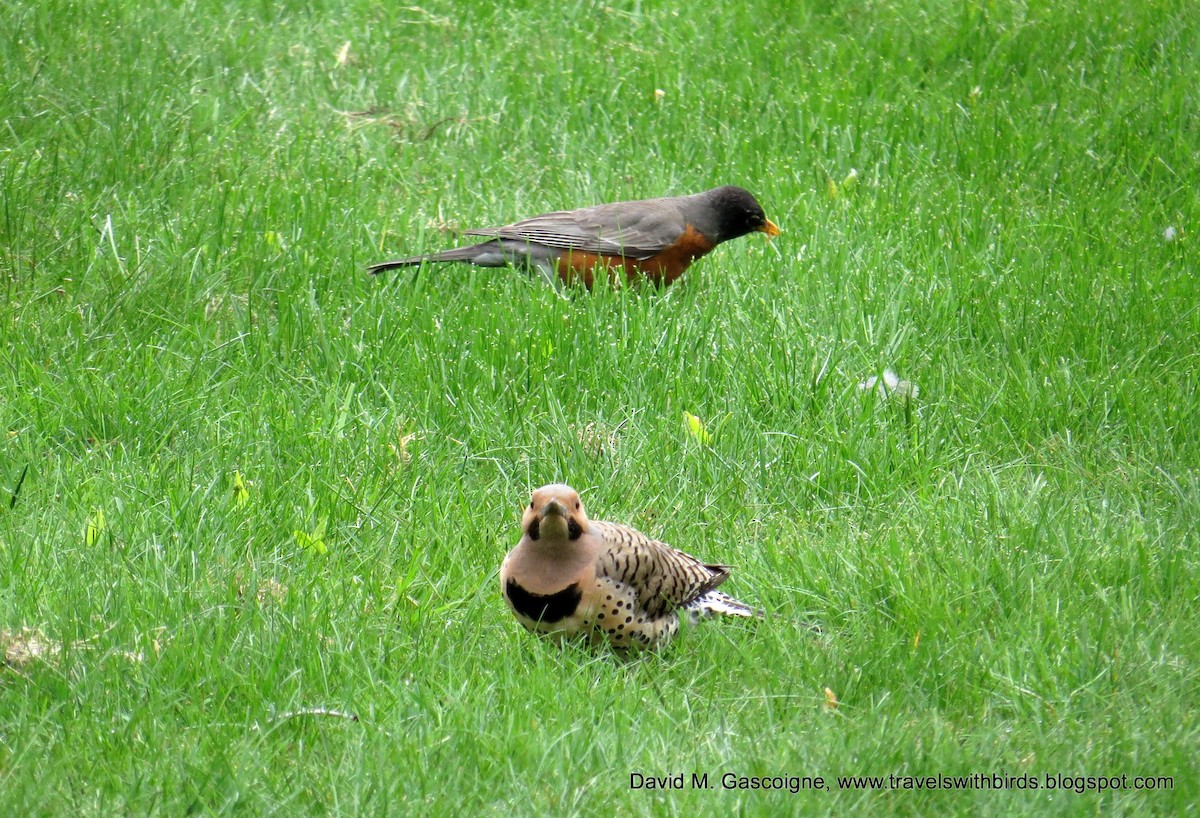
[
  {"left": 575, "top": 501, "right": 581, "bottom": 510},
  {"left": 529, "top": 500, "right": 534, "bottom": 509}
]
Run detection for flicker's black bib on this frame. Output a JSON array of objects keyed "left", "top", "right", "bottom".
[{"left": 505, "top": 579, "right": 582, "bottom": 624}]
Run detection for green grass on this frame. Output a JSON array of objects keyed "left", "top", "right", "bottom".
[{"left": 2, "top": 0, "right": 1198, "bottom": 814}]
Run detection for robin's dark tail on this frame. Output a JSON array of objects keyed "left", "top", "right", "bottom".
[
  {"left": 366, "top": 256, "right": 423, "bottom": 274},
  {"left": 367, "top": 245, "right": 487, "bottom": 275}
]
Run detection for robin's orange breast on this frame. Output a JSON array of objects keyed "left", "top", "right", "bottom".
[{"left": 552, "top": 225, "right": 717, "bottom": 288}]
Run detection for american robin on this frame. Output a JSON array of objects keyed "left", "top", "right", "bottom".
[
  {"left": 368, "top": 185, "right": 779, "bottom": 288},
  {"left": 501, "top": 484, "right": 759, "bottom": 652}
]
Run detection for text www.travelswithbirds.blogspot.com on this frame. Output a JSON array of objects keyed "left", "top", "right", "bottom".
[{"left": 629, "top": 772, "right": 1175, "bottom": 795}]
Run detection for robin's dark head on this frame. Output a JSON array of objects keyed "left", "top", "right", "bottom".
[
  {"left": 523, "top": 483, "right": 588, "bottom": 542},
  {"left": 699, "top": 186, "right": 781, "bottom": 243}
]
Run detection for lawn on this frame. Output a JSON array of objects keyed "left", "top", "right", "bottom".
[{"left": 1, "top": 0, "right": 1198, "bottom": 814}]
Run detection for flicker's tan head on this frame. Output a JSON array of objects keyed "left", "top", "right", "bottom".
[{"left": 523, "top": 483, "right": 589, "bottom": 542}]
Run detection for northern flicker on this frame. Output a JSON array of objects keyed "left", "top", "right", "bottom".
[{"left": 500, "top": 484, "right": 759, "bottom": 651}]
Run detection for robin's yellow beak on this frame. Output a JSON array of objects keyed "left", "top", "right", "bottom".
[{"left": 759, "top": 219, "right": 781, "bottom": 238}]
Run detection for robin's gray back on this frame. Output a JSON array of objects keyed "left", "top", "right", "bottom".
[{"left": 465, "top": 195, "right": 694, "bottom": 260}]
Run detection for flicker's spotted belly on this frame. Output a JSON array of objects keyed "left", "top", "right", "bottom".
[{"left": 589, "top": 575, "right": 681, "bottom": 650}]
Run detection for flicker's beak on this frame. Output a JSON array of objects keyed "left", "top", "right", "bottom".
[
  {"left": 759, "top": 219, "right": 781, "bottom": 238},
  {"left": 540, "top": 498, "right": 568, "bottom": 520}
]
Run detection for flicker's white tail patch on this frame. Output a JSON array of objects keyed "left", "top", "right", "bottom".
[{"left": 683, "top": 590, "right": 760, "bottom": 621}]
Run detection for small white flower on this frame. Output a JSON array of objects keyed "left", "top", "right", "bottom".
[{"left": 859, "top": 368, "right": 919, "bottom": 399}]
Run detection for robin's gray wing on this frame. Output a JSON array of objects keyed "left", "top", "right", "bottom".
[{"left": 464, "top": 198, "right": 690, "bottom": 260}]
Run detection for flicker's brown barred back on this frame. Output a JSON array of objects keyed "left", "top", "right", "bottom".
[{"left": 500, "top": 484, "right": 759, "bottom": 652}]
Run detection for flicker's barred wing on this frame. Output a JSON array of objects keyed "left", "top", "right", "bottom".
[{"left": 591, "top": 520, "right": 731, "bottom": 619}]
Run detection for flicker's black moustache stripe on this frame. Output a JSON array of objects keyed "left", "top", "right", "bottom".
[
  {"left": 528, "top": 514, "right": 582, "bottom": 541},
  {"left": 505, "top": 579, "right": 581, "bottom": 624}
]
